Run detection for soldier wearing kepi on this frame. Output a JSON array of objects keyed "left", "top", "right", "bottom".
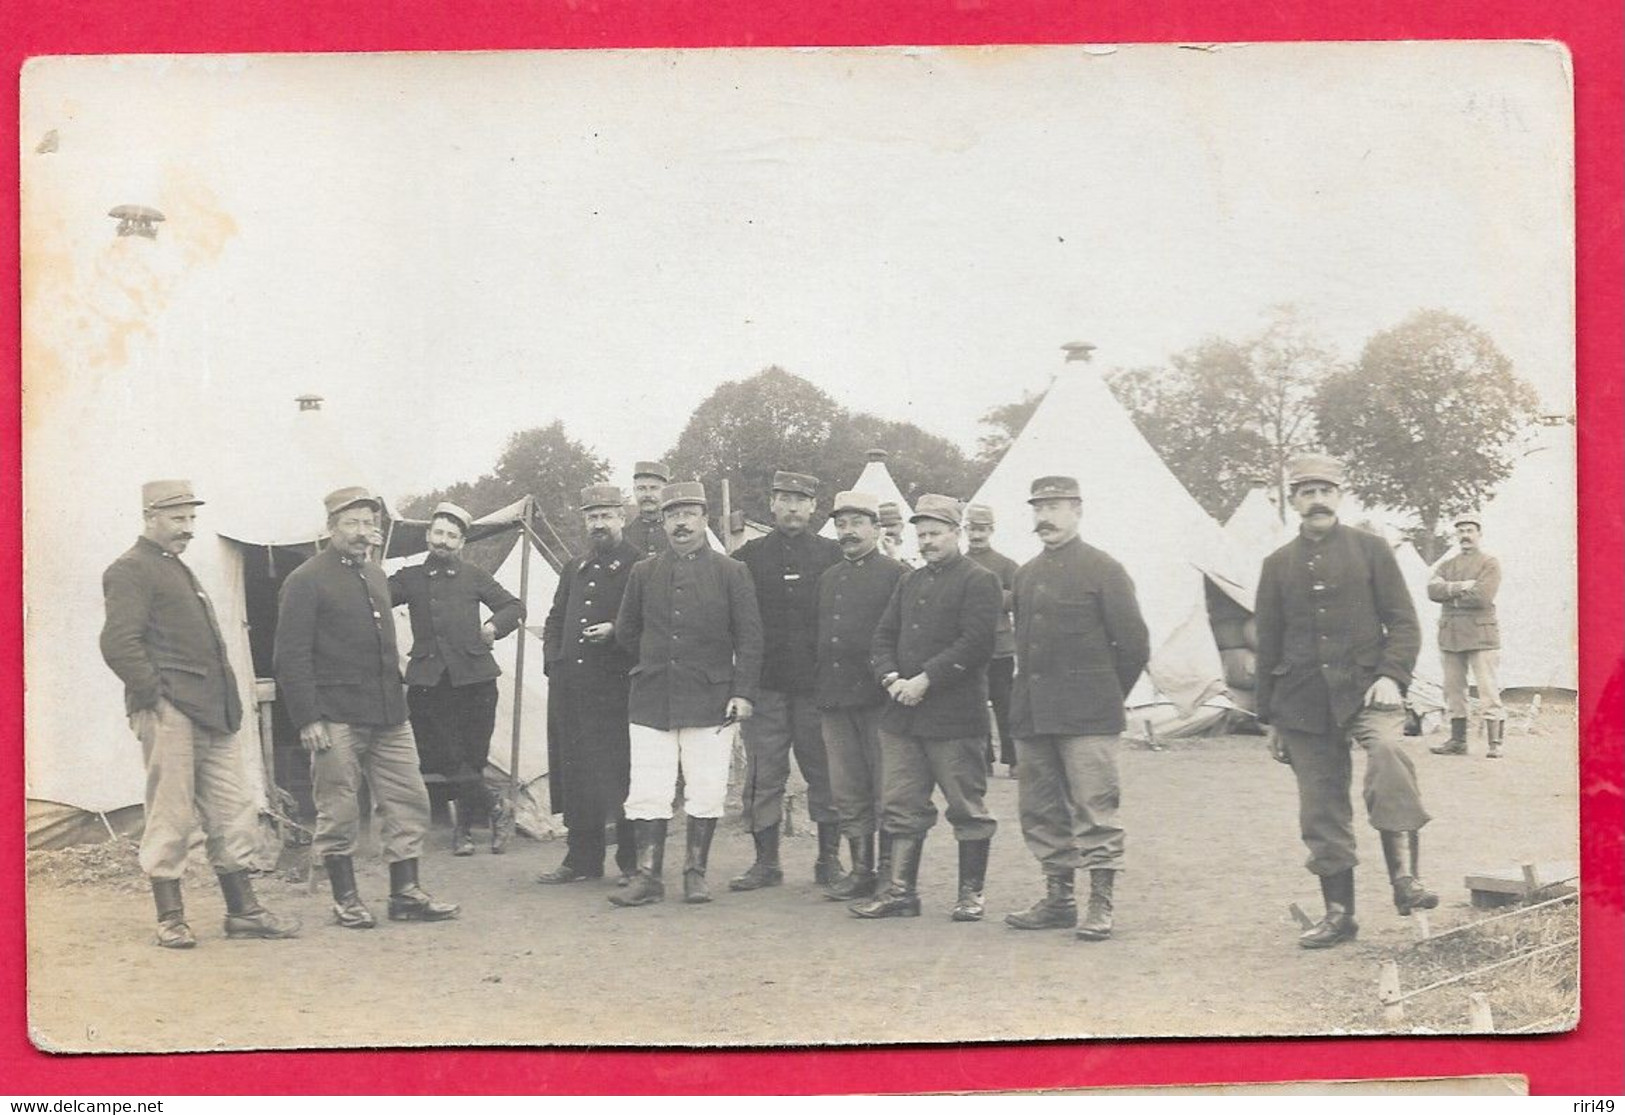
[
  {"left": 1255, "top": 454, "right": 1435, "bottom": 949},
  {"left": 1428, "top": 511, "right": 1506, "bottom": 758},
  {"left": 877, "top": 501, "right": 916, "bottom": 568},
  {"left": 275, "top": 487, "right": 458, "bottom": 929},
  {"left": 730, "top": 471, "right": 845, "bottom": 891},
  {"left": 623, "top": 461, "right": 674, "bottom": 560},
  {"left": 1002, "top": 477, "right": 1149, "bottom": 941},
  {"left": 853, "top": 494, "right": 1002, "bottom": 921},
  {"left": 963, "top": 502, "right": 1019, "bottom": 774},
  {"left": 536, "top": 484, "right": 644, "bottom": 885},
  {"left": 389, "top": 502, "right": 525, "bottom": 855},
  {"left": 100, "top": 480, "right": 300, "bottom": 948},
  {"left": 815, "top": 490, "right": 907, "bottom": 900},
  {"left": 611, "top": 481, "right": 764, "bottom": 907}
]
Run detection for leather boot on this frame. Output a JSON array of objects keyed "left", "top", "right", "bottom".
[
  {"left": 1486, "top": 719, "right": 1505, "bottom": 759},
  {"left": 1076, "top": 868, "right": 1116, "bottom": 941},
  {"left": 609, "top": 819, "right": 668, "bottom": 907},
  {"left": 325, "top": 855, "right": 376, "bottom": 929},
  {"left": 951, "top": 838, "right": 991, "bottom": 922},
  {"left": 1432, "top": 718, "right": 1469, "bottom": 755},
  {"left": 824, "top": 833, "right": 878, "bottom": 900},
  {"left": 813, "top": 821, "right": 844, "bottom": 886},
  {"left": 218, "top": 869, "right": 301, "bottom": 939},
  {"left": 535, "top": 854, "right": 598, "bottom": 885},
  {"left": 488, "top": 788, "right": 510, "bottom": 854},
  {"left": 613, "top": 818, "right": 637, "bottom": 885},
  {"left": 150, "top": 877, "right": 197, "bottom": 949},
  {"left": 387, "top": 859, "right": 460, "bottom": 921},
  {"left": 1005, "top": 870, "right": 1078, "bottom": 930},
  {"left": 1380, "top": 830, "right": 1439, "bottom": 915},
  {"left": 849, "top": 835, "right": 923, "bottom": 919},
  {"left": 1402, "top": 707, "right": 1423, "bottom": 736},
  {"left": 875, "top": 832, "right": 894, "bottom": 895},
  {"left": 729, "top": 823, "right": 784, "bottom": 891},
  {"left": 1299, "top": 869, "right": 1358, "bottom": 948},
  {"left": 449, "top": 800, "right": 475, "bottom": 857},
  {"left": 684, "top": 817, "right": 718, "bottom": 904}
]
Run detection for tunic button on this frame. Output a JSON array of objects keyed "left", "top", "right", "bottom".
[{"left": 576, "top": 658, "right": 584, "bottom": 665}]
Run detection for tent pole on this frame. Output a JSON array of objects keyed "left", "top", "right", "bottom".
[
  {"left": 506, "top": 497, "right": 533, "bottom": 838},
  {"left": 721, "top": 478, "right": 732, "bottom": 553}
]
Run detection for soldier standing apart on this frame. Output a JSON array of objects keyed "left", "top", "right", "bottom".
[
  {"left": 1255, "top": 455, "right": 1435, "bottom": 949},
  {"left": 389, "top": 502, "right": 525, "bottom": 855},
  {"left": 537, "top": 484, "right": 644, "bottom": 884},
  {"left": 275, "top": 487, "right": 459, "bottom": 928},
  {"left": 611, "top": 481, "right": 764, "bottom": 907},
  {"left": 815, "top": 491, "right": 907, "bottom": 900},
  {"left": 854, "top": 495, "right": 1002, "bottom": 921},
  {"left": 731, "top": 471, "right": 845, "bottom": 891},
  {"left": 1428, "top": 512, "right": 1506, "bottom": 758},
  {"left": 101, "top": 480, "right": 301, "bottom": 948},
  {"left": 1002, "top": 477, "right": 1149, "bottom": 941},
  {"left": 623, "top": 460, "right": 674, "bottom": 560},
  {"left": 963, "top": 503, "right": 1019, "bottom": 775}
]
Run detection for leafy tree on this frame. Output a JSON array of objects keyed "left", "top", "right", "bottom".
[
  {"left": 1313, "top": 309, "right": 1538, "bottom": 559},
  {"left": 973, "top": 385, "right": 1051, "bottom": 473}
]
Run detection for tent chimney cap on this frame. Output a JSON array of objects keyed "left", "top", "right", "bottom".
[
  {"left": 109, "top": 205, "right": 165, "bottom": 239},
  {"left": 296, "top": 394, "right": 325, "bottom": 411},
  {"left": 866, "top": 449, "right": 889, "bottom": 463},
  {"left": 1061, "top": 341, "right": 1097, "bottom": 363}
]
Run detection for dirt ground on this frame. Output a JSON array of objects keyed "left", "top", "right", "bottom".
[{"left": 27, "top": 704, "right": 1579, "bottom": 1053}]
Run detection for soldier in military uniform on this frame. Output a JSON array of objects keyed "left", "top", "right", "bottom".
[
  {"left": 1255, "top": 455, "right": 1436, "bottom": 949},
  {"left": 853, "top": 494, "right": 1002, "bottom": 922},
  {"left": 730, "top": 471, "right": 845, "bottom": 891},
  {"left": 537, "top": 484, "right": 644, "bottom": 884},
  {"left": 963, "top": 502, "right": 1019, "bottom": 774},
  {"left": 101, "top": 480, "right": 300, "bottom": 948},
  {"left": 1428, "top": 511, "right": 1506, "bottom": 758},
  {"left": 623, "top": 460, "right": 674, "bottom": 560},
  {"left": 1002, "top": 477, "right": 1149, "bottom": 941},
  {"left": 389, "top": 502, "right": 525, "bottom": 855},
  {"left": 877, "top": 501, "right": 916, "bottom": 568},
  {"left": 611, "top": 481, "right": 764, "bottom": 907},
  {"left": 815, "top": 490, "right": 907, "bottom": 900}
]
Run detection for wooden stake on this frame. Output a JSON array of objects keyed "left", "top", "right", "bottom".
[
  {"left": 1289, "top": 902, "right": 1315, "bottom": 931},
  {"left": 1413, "top": 909, "right": 1432, "bottom": 940},
  {"left": 1379, "top": 959, "right": 1405, "bottom": 1025},
  {"left": 1469, "top": 992, "right": 1495, "bottom": 1032}
]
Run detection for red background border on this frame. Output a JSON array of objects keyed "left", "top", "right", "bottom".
[{"left": 3, "top": 0, "right": 1620, "bottom": 1097}]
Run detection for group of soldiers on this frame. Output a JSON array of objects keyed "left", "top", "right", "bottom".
[{"left": 100, "top": 450, "right": 1505, "bottom": 952}]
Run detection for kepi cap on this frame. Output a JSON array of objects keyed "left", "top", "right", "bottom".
[
  {"left": 1453, "top": 510, "right": 1484, "bottom": 529},
  {"left": 830, "top": 491, "right": 880, "bottom": 520},
  {"left": 143, "top": 479, "right": 204, "bottom": 511},
  {"left": 580, "top": 484, "right": 625, "bottom": 512},
  {"left": 324, "top": 486, "right": 382, "bottom": 517},
  {"left": 770, "top": 470, "right": 819, "bottom": 498},
  {"left": 660, "top": 480, "right": 709, "bottom": 512},
  {"left": 633, "top": 461, "right": 672, "bottom": 482},
  {"left": 1027, "top": 476, "right": 1082, "bottom": 503},
  {"left": 910, "top": 493, "right": 963, "bottom": 527},
  {"left": 878, "top": 501, "right": 905, "bottom": 527},
  {"left": 429, "top": 501, "right": 473, "bottom": 533},
  {"left": 964, "top": 503, "right": 996, "bottom": 526},
  {"left": 1285, "top": 453, "right": 1346, "bottom": 491}
]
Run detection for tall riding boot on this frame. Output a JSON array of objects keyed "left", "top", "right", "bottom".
[
  {"left": 875, "top": 832, "right": 894, "bottom": 896},
  {"left": 825, "top": 833, "right": 877, "bottom": 900},
  {"left": 849, "top": 834, "right": 923, "bottom": 919},
  {"left": 613, "top": 817, "right": 638, "bottom": 885},
  {"left": 1485, "top": 719, "right": 1505, "bottom": 759},
  {"left": 729, "top": 822, "right": 784, "bottom": 891},
  {"left": 1299, "top": 869, "right": 1358, "bottom": 948},
  {"left": 387, "top": 858, "right": 460, "bottom": 921},
  {"left": 218, "top": 869, "right": 301, "bottom": 939},
  {"left": 609, "top": 819, "right": 668, "bottom": 907},
  {"left": 1076, "top": 869, "right": 1116, "bottom": 941},
  {"left": 1006, "top": 870, "right": 1078, "bottom": 930},
  {"left": 1380, "top": 830, "right": 1439, "bottom": 915},
  {"left": 448, "top": 799, "right": 474, "bottom": 857},
  {"left": 1432, "top": 718, "right": 1469, "bottom": 755},
  {"left": 951, "top": 838, "right": 991, "bottom": 922},
  {"left": 325, "top": 854, "right": 376, "bottom": 929},
  {"left": 814, "top": 821, "right": 844, "bottom": 885},
  {"left": 684, "top": 817, "right": 719, "bottom": 904},
  {"left": 150, "top": 877, "right": 197, "bottom": 949},
  {"left": 488, "top": 786, "right": 510, "bottom": 854}
]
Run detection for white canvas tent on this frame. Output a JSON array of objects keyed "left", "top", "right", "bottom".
[
  {"left": 1223, "top": 484, "right": 1295, "bottom": 561},
  {"left": 818, "top": 449, "right": 920, "bottom": 565},
  {"left": 1395, "top": 541, "right": 1446, "bottom": 717},
  {"left": 968, "top": 362, "right": 1256, "bottom": 716}
]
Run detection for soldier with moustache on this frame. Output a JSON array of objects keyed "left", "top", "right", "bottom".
[
  {"left": 275, "top": 487, "right": 459, "bottom": 929},
  {"left": 853, "top": 494, "right": 1002, "bottom": 922},
  {"left": 963, "top": 503, "right": 1019, "bottom": 775},
  {"left": 815, "top": 490, "right": 907, "bottom": 900},
  {"left": 1427, "top": 511, "right": 1506, "bottom": 758},
  {"left": 389, "top": 502, "right": 525, "bottom": 855},
  {"left": 623, "top": 461, "right": 674, "bottom": 560},
  {"left": 1255, "top": 454, "right": 1435, "bottom": 949},
  {"left": 101, "top": 480, "right": 301, "bottom": 948},
  {"left": 730, "top": 471, "right": 846, "bottom": 891},
  {"left": 536, "top": 484, "right": 644, "bottom": 885}
]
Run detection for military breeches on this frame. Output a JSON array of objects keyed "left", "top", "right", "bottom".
[
  {"left": 132, "top": 697, "right": 259, "bottom": 879},
  {"left": 311, "top": 720, "right": 432, "bottom": 863},
  {"left": 1015, "top": 733, "right": 1124, "bottom": 873},
  {"left": 624, "top": 723, "right": 732, "bottom": 821},
  {"left": 1440, "top": 648, "right": 1505, "bottom": 721},
  {"left": 821, "top": 705, "right": 885, "bottom": 839},
  {"left": 987, "top": 655, "right": 1016, "bottom": 766},
  {"left": 407, "top": 677, "right": 498, "bottom": 815},
  {"left": 877, "top": 729, "right": 997, "bottom": 842},
  {"left": 738, "top": 688, "right": 835, "bottom": 831}
]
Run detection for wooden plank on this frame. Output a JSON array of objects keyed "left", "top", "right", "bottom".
[{"left": 1464, "top": 861, "right": 1577, "bottom": 895}]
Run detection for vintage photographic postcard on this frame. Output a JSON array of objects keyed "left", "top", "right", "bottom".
[{"left": 21, "top": 42, "right": 1578, "bottom": 1052}]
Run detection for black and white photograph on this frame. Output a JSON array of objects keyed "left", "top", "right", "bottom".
[{"left": 21, "top": 42, "right": 1578, "bottom": 1051}]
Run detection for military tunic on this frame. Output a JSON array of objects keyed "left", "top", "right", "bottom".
[{"left": 1428, "top": 549, "right": 1504, "bottom": 721}]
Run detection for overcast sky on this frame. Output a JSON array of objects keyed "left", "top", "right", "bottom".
[{"left": 23, "top": 42, "right": 1574, "bottom": 505}]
